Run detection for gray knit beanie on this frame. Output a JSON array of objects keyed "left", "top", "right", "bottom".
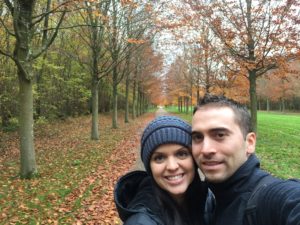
[{"left": 141, "top": 115, "right": 192, "bottom": 174}]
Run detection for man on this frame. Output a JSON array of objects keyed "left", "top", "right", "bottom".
[{"left": 191, "top": 94, "right": 300, "bottom": 225}]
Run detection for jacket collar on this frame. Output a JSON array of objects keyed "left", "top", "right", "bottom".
[{"left": 208, "top": 154, "right": 261, "bottom": 202}]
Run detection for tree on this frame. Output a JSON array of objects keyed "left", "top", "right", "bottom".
[
  {"left": 76, "top": 0, "right": 111, "bottom": 140},
  {"left": 185, "top": 0, "right": 300, "bottom": 131},
  {"left": 0, "top": 0, "right": 67, "bottom": 178}
]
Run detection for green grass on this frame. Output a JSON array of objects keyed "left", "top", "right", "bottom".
[
  {"left": 256, "top": 111, "right": 300, "bottom": 178},
  {"left": 167, "top": 107, "right": 300, "bottom": 179}
]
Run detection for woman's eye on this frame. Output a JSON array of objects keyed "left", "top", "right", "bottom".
[
  {"left": 176, "top": 150, "right": 190, "bottom": 159},
  {"left": 152, "top": 154, "right": 165, "bottom": 163}
]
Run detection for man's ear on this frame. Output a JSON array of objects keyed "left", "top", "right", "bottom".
[{"left": 246, "top": 132, "right": 256, "bottom": 156}]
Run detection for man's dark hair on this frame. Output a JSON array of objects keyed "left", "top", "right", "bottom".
[{"left": 193, "top": 94, "right": 253, "bottom": 138}]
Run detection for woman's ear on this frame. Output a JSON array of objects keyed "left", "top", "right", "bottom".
[{"left": 246, "top": 132, "right": 256, "bottom": 156}]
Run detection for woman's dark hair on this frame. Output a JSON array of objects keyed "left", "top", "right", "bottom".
[{"left": 151, "top": 165, "right": 207, "bottom": 225}]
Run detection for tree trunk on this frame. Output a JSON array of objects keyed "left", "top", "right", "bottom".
[
  {"left": 18, "top": 75, "right": 37, "bottom": 178},
  {"left": 136, "top": 85, "right": 140, "bottom": 116},
  {"left": 91, "top": 78, "right": 99, "bottom": 140},
  {"left": 180, "top": 97, "right": 183, "bottom": 112},
  {"left": 132, "top": 77, "right": 137, "bottom": 119},
  {"left": 138, "top": 88, "right": 142, "bottom": 116},
  {"left": 196, "top": 86, "right": 200, "bottom": 104},
  {"left": 281, "top": 98, "right": 285, "bottom": 112},
  {"left": 249, "top": 70, "right": 257, "bottom": 132},
  {"left": 266, "top": 98, "right": 270, "bottom": 111},
  {"left": 13, "top": 0, "right": 37, "bottom": 178},
  {"left": 187, "top": 97, "right": 189, "bottom": 114},
  {"left": 112, "top": 68, "right": 118, "bottom": 128},
  {"left": 125, "top": 73, "right": 130, "bottom": 123}
]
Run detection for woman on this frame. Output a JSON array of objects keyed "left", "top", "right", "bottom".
[{"left": 114, "top": 116, "right": 213, "bottom": 225}]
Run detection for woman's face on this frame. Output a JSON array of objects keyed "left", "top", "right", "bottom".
[{"left": 150, "top": 144, "right": 195, "bottom": 202}]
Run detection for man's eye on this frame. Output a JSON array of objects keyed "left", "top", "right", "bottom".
[
  {"left": 192, "top": 133, "right": 203, "bottom": 142},
  {"left": 215, "top": 132, "right": 226, "bottom": 139}
]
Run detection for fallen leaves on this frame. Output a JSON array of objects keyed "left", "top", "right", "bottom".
[
  {"left": 0, "top": 112, "right": 155, "bottom": 224},
  {"left": 59, "top": 114, "right": 155, "bottom": 224}
]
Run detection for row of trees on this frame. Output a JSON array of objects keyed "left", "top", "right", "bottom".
[
  {"left": 1, "top": 0, "right": 300, "bottom": 178},
  {"left": 158, "top": 0, "right": 300, "bottom": 130},
  {"left": 0, "top": 0, "right": 164, "bottom": 178}
]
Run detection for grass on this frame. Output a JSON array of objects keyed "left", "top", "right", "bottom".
[
  {"left": 166, "top": 107, "right": 300, "bottom": 179},
  {"left": 256, "top": 111, "right": 300, "bottom": 178}
]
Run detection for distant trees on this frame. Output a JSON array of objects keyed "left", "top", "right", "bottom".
[{"left": 257, "top": 59, "right": 300, "bottom": 111}]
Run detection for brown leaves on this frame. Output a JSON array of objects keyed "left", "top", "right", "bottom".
[
  {"left": 0, "top": 113, "right": 155, "bottom": 224},
  {"left": 127, "top": 38, "right": 147, "bottom": 44},
  {"left": 71, "top": 124, "right": 147, "bottom": 224}
]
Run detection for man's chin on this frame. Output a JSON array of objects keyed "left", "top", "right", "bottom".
[{"left": 204, "top": 173, "right": 226, "bottom": 183}]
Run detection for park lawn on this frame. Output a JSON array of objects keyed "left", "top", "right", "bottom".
[
  {"left": 168, "top": 108, "right": 300, "bottom": 179},
  {"left": 256, "top": 111, "right": 300, "bottom": 179}
]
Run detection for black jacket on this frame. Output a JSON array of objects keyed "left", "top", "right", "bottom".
[
  {"left": 114, "top": 170, "right": 214, "bottom": 225},
  {"left": 114, "top": 171, "right": 163, "bottom": 225},
  {"left": 209, "top": 154, "right": 300, "bottom": 225}
]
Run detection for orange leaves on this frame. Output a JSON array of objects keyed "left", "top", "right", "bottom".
[
  {"left": 68, "top": 115, "right": 154, "bottom": 224},
  {"left": 121, "top": 0, "right": 133, "bottom": 5},
  {"left": 127, "top": 38, "right": 147, "bottom": 44},
  {"left": 0, "top": 113, "right": 155, "bottom": 224},
  {"left": 121, "top": 0, "right": 139, "bottom": 9}
]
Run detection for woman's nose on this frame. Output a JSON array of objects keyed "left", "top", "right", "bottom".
[{"left": 166, "top": 157, "right": 179, "bottom": 170}]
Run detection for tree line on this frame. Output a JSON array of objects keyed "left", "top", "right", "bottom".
[
  {"left": 0, "top": 0, "right": 164, "bottom": 178},
  {"left": 1, "top": 0, "right": 300, "bottom": 179}
]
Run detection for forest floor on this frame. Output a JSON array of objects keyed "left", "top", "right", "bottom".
[{"left": 0, "top": 111, "right": 169, "bottom": 224}]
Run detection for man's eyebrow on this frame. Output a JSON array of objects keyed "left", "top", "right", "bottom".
[
  {"left": 191, "top": 127, "right": 229, "bottom": 134},
  {"left": 210, "top": 127, "right": 228, "bottom": 132},
  {"left": 191, "top": 131, "right": 202, "bottom": 135}
]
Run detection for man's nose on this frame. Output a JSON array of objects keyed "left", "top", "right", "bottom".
[{"left": 201, "top": 138, "right": 217, "bottom": 155}]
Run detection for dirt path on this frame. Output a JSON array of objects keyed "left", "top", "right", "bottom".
[{"left": 70, "top": 109, "right": 171, "bottom": 224}]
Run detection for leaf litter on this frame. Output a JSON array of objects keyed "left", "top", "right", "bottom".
[{"left": 0, "top": 113, "right": 155, "bottom": 224}]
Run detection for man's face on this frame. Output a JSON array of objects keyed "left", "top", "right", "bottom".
[{"left": 192, "top": 106, "right": 256, "bottom": 183}]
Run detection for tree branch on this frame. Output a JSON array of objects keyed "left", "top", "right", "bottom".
[
  {"left": 3, "top": 0, "right": 13, "bottom": 14},
  {"left": 0, "top": 17, "right": 15, "bottom": 36},
  {"left": 31, "top": 10, "right": 66, "bottom": 59},
  {"left": 0, "top": 48, "right": 14, "bottom": 59}
]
